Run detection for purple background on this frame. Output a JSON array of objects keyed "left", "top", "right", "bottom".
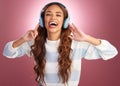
[{"left": 0, "top": 0, "right": 120, "bottom": 86}]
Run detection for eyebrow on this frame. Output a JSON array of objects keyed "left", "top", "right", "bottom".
[{"left": 46, "top": 11, "right": 62, "bottom": 14}]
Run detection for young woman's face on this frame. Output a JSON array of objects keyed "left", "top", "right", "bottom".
[{"left": 44, "top": 5, "right": 64, "bottom": 34}]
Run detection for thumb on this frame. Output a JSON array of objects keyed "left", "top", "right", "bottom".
[{"left": 68, "top": 33, "right": 74, "bottom": 40}]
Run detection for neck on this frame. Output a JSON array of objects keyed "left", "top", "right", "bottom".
[{"left": 47, "top": 32, "right": 61, "bottom": 41}]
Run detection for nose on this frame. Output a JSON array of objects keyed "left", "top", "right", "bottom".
[{"left": 51, "top": 14, "right": 56, "bottom": 20}]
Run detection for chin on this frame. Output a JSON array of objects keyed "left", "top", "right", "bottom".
[{"left": 47, "top": 28, "right": 61, "bottom": 33}]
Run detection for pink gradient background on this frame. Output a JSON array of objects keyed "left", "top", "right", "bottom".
[{"left": 0, "top": 0, "right": 120, "bottom": 86}]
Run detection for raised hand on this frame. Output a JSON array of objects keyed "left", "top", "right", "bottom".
[
  {"left": 69, "top": 23, "right": 88, "bottom": 42},
  {"left": 23, "top": 23, "right": 39, "bottom": 41},
  {"left": 69, "top": 23, "right": 101, "bottom": 45},
  {"left": 12, "top": 23, "right": 39, "bottom": 48},
  {"left": 22, "top": 30, "right": 37, "bottom": 41}
]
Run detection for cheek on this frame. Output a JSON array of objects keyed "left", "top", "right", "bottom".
[
  {"left": 44, "top": 17, "right": 48, "bottom": 23},
  {"left": 58, "top": 18, "right": 64, "bottom": 24},
  {"left": 44, "top": 17, "right": 49, "bottom": 26}
]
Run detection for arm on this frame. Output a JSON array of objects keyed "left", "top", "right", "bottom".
[
  {"left": 69, "top": 23, "right": 118, "bottom": 60},
  {"left": 3, "top": 40, "right": 32, "bottom": 58},
  {"left": 13, "top": 23, "right": 39, "bottom": 48},
  {"left": 84, "top": 40, "right": 118, "bottom": 60},
  {"left": 69, "top": 23, "right": 101, "bottom": 46},
  {"left": 3, "top": 23, "right": 39, "bottom": 58}
]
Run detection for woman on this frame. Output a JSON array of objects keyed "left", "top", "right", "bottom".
[{"left": 3, "top": 2, "right": 118, "bottom": 86}]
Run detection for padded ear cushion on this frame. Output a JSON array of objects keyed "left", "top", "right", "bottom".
[
  {"left": 39, "top": 14, "right": 44, "bottom": 28},
  {"left": 63, "top": 16, "right": 70, "bottom": 29}
]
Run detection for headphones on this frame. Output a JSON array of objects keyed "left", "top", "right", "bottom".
[{"left": 39, "top": 2, "right": 70, "bottom": 29}]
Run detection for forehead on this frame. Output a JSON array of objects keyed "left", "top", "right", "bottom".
[{"left": 45, "top": 5, "right": 63, "bottom": 13}]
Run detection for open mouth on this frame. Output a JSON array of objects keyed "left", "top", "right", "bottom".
[{"left": 49, "top": 21, "right": 58, "bottom": 27}]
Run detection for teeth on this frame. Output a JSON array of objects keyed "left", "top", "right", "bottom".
[{"left": 50, "top": 22, "right": 57, "bottom": 25}]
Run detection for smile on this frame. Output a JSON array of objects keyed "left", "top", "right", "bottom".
[{"left": 49, "top": 21, "right": 58, "bottom": 27}]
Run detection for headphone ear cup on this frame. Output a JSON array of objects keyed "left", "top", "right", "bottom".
[
  {"left": 63, "top": 16, "right": 70, "bottom": 29},
  {"left": 39, "top": 14, "right": 44, "bottom": 28}
]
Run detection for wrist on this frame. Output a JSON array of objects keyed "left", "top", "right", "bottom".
[
  {"left": 12, "top": 37, "right": 26, "bottom": 48},
  {"left": 83, "top": 35, "right": 90, "bottom": 42},
  {"left": 21, "top": 36, "right": 29, "bottom": 42},
  {"left": 85, "top": 35, "right": 101, "bottom": 46}
]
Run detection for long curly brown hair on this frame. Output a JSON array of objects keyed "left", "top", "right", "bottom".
[{"left": 31, "top": 2, "right": 72, "bottom": 85}]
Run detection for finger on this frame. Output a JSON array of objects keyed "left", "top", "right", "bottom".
[
  {"left": 33, "top": 30, "right": 38, "bottom": 38},
  {"left": 34, "top": 30, "right": 38, "bottom": 37},
  {"left": 34, "top": 23, "right": 40, "bottom": 31},
  {"left": 72, "top": 23, "right": 84, "bottom": 33},
  {"left": 29, "top": 30, "right": 36, "bottom": 39},
  {"left": 69, "top": 23, "right": 75, "bottom": 32},
  {"left": 71, "top": 23, "right": 79, "bottom": 32},
  {"left": 68, "top": 35, "right": 74, "bottom": 40},
  {"left": 68, "top": 32, "right": 74, "bottom": 39},
  {"left": 30, "top": 31, "right": 35, "bottom": 37},
  {"left": 70, "top": 23, "right": 79, "bottom": 34},
  {"left": 34, "top": 23, "right": 39, "bottom": 36}
]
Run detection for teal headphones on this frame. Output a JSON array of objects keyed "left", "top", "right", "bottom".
[{"left": 39, "top": 2, "right": 70, "bottom": 29}]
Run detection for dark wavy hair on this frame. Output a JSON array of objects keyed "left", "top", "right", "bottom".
[{"left": 31, "top": 2, "right": 72, "bottom": 85}]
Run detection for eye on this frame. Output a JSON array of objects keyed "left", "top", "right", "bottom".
[
  {"left": 56, "top": 14, "right": 61, "bottom": 17},
  {"left": 45, "top": 13, "right": 51, "bottom": 16}
]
